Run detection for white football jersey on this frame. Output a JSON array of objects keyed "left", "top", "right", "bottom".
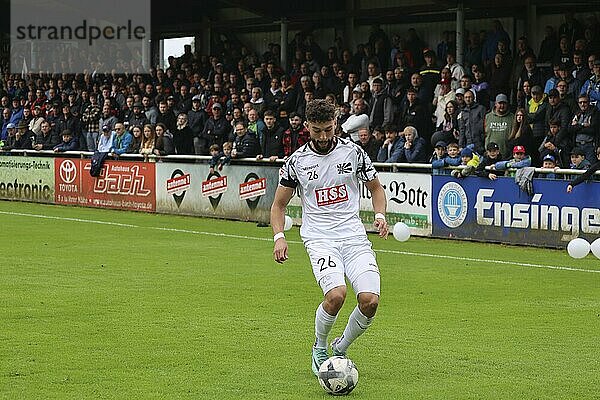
[{"left": 279, "top": 137, "right": 377, "bottom": 240}]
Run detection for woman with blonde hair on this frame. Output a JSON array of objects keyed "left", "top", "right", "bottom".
[{"left": 140, "top": 124, "right": 156, "bottom": 156}]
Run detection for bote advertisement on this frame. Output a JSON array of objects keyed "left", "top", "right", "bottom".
[
  {"left": 0, "top": 156, "right": 55, "bottom": 203},
  {"left": 432, "top": 175, "right": 600, "bottom": 248},
  {"left": 286, "top": 171, "right": 433, "bottom": 236},
  {"left": 155, "top": 163, "right": 278, "bottom": 222},
  {"left": 54, "top": 158, "right": 156, "bottom": 211}
]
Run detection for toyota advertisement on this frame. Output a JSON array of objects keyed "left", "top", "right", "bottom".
[{"left": 54, "top": 158, "right": 156, "bottom": 211}]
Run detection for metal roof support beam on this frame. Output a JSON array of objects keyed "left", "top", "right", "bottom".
[
  {"left": 456, "top": 1, "right": 465, "bottom": 66},
  {"left": 280, "top": 18, "right": 288, "bottom": 70},
  {"left": 201, "top": 15, "right": 212, "bottom": 56},
  {"left": 527, "top": 1, "right": 537, "bottom": 52},
  {"left": 344, "top": 0, "right": 355, "bottom": 52}
]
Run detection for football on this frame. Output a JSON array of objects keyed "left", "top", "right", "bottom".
[{"left": 318, "top": 356, "right": 359, "bottom": 395}]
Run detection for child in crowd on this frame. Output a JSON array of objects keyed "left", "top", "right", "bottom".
[
  {"left": 476, "top": 142, "right": 504, "bottom": 180},
  {"left": 209, "top": 142, "right": 234, "bottom": 173},
  {"left": 538, "top": 119, "right": 568, "bottom": 168},
  {"left": 539, "top": 153, "right": 559, "bottom": 179},
  {"left": 569, "top": 147, "right": 591, "bottom": 170},
  {"left": 567, "top": 146, "right": 591, "bottom": 182},
  {"left": 493, "top": 145, "right": 532, "bottom": 177},
  {"left": 431, "top": 141, "right": 461, "bottom": 175},
  {"left": 567, "top": 146, "right": 600, "bottom": 192},
  {"left": 451, "top": 146, "right": 480, "bottom": 178},
  {"left": 431, "top": 141, "right": 447, "bottom": 175},
  {"left": 209, "top": 144, "right": 222, "bottom": 173},
  {"left": 218, "top": 141, "right": 233, "bottom": 170}
]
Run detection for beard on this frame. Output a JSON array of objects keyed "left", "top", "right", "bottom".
[{"left": 311, "top": 137, "right": 335, "bottom": 154}]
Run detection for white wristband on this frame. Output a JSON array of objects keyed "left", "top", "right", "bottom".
[
  {"left": 374, "top": 213, "right": 386, "bottom": 221},
  {"left": 273, "top": 232, "right": 285, "bottom": 242}
]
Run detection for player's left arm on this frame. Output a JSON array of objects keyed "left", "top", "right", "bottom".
[
  {"left": 365, "top": 177, "right": 389, "bottom": 239},
  {"left": 271, "top": 185, "right": 295, "bottom": 263}
]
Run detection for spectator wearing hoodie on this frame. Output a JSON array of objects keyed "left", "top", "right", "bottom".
[
  {"left": 476, "top": 142, "right": 504, "bottom": 180},
  {"left": 377, "top": 124, "right": 405, "bottom": 163},
  {"left": 431, "top": 141, "right": 461, "bottom": 175},
  {"left": 398, "top": 125, "right": 428, "bottom": 162},
  {"left": 484, "top": 94, "right": 514, "bottom": 159},
  {"left": 53, "top": 129, "right": 79, "bottom": 152},
  {"left": 451, "top": 146, "right": 480, "bottom": 178},
  {"left": 492, "top": 145, "right": 532, "bottom": 177},
  {"left": 458, "top": 89, "right": 486, "bottom": 155},
  {"left": 257, "top": 110, "right": 284, "bottom": 161}
]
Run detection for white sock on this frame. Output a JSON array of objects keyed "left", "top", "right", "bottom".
[
  {"left": 314, "top": 303, "right": 337, "bottom": 348},
  {"left": 336, "top": 306, "right": 373, "bottom": 353}
]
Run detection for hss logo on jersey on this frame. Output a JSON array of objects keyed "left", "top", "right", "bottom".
[
  {"left": 336, "top": 162, "right": 352, "bottom": 174},
  {"left": 315, "top": 184, "right": 348, "bottom": 206}
]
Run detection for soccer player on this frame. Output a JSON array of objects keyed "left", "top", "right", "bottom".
[{"left": 270, "top": 99, "right": 389, "bottom": 376}]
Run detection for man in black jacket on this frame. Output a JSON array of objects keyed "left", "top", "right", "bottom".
[
  {"left": 356, "top": 127, "right": 381, "bottom": 161},
  {"left": 33, "top": 120, "right": 60, "bottom": 150},
  {"left": 545, "top": 89, "right": 572, "bottom": 146},
  {"left": 55, "top": 104, "right": 82, "bottom": 149},
  {"left": 568, "top": 94, "right": 600, "bottom": 163},
  {"left": 156, "top": 100, "right": 176, "bottom": 133},
  {"left": 188, "top": 95, "right": 208, "bottom": 155},
  {"left": 200, "top": 103, "right": 229, "bottom": 155},
  {"left": 231, "top": 121, "right": 259, "bottom": 159},
  {"left": 257, "top": 110, "right": 284, "bottom": 161},
  {"left": 397, "top": 87, "right": 431, "bottom": 141}
]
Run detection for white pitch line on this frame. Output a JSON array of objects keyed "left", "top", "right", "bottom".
[
  {"left": 375, "top": 249, "right": 600, "bottom": 274},
  {"left": 1, "top": 209, "right": 598, "bottom": 274},
  {"left": 0, "top": 210, "right": 139, "bottom": 228}
]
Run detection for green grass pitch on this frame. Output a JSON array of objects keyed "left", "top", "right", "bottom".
[{"left": 1, "top": 200, "right": 599, "bottom": 399}]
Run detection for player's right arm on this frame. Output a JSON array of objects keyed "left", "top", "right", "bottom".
[{"left": 271, "top": 186, "right": 295, "bottom": 263}]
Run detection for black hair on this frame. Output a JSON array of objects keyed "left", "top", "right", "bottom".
[{"left": 305, "top": 99, "right": 335, "bottom": 123}]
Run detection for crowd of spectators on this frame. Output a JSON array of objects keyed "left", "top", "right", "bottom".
[{"left": 0, "top": 12, "right": 599, "bottom": 180}]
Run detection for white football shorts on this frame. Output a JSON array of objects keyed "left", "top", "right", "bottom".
[{"left": 304, "top": 235, "right": 380, "bottom": 296}]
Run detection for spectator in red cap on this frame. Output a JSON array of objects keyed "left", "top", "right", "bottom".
[{"left": 492, "top": 145, "right": 532, "bottom": 176}]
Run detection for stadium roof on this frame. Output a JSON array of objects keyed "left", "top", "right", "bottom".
[{"left": 152, "top": 0, "right": 594, "bottom": 36}]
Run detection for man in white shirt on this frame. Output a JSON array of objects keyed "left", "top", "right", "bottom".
[
  {"left": 270, "top": 99, "right": 389, "bottom": 376},
  {"left": 341, "top": 98, "right": 370, "bottom": 141}
]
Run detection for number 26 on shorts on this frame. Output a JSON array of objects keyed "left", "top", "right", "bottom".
[{"left": 317, "top": 256, "right": 336, "bottom": 272}]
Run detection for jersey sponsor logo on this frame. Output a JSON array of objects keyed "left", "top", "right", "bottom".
[
  {"left": 301, "top": 163, "right": 319, "bottom": 171},
  {"left": 202, "top": 175, "right": 228, "bottom": 197},
  {"left": 336, "top": 162, "right": 352, "bottom": 174},
  {"left": 315, "top": 184, "right": 348, "bottom": 206},
  {"left": 437, "top": 182, "right": 468, "bottom": 228}
]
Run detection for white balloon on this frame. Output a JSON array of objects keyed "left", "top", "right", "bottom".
[
  {"left": 590, "top": 238, "right": 600, "bottom": 259},
  {"left": 393, "top": 222, "right": 411, "bottom": 242},
  {"left": 567, "top": 238, "right": 590, "bottom": 259},
  {"left": 284, "top": 215, "right": 293, "bottom": 231}
]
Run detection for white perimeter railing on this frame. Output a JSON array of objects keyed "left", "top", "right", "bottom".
[{"left": 5, "top": 149, "right": 597, "bottom": 178}]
